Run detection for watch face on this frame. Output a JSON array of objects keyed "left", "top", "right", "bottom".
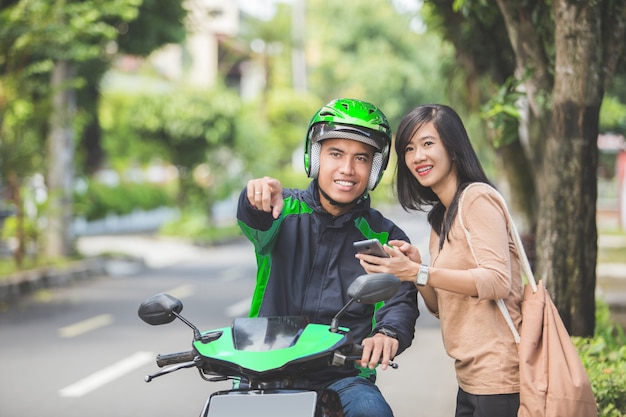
[{"left": 416, "top": 266, "right": 429, "bottom": 286}]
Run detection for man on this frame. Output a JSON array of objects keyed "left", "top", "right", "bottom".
[{"left": 237, "top": 98, "right": 419, "bottom": 417}]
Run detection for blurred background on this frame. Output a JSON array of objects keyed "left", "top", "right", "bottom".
[
  {"left": 2, "top": 1, "right": 626, "bottom": 415},
  {"left": 1, "top": 0, "right": 625, "bottom": 262}
]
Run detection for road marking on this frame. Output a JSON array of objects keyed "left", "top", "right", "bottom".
[
  {"left": 221, "top": 266, "right": 246, "bottom": 282},
  {"left": 225, "top": 297, "right": 251, "bottom": 317},
  {"left": 59, "top": 351, "right": 155, "bottom": 398},
  {"left": 58, "top": 314, "right": 114, "bottom": 338},
  {"left": 164, "top": 284, "right": 194, "bottom": 299}
]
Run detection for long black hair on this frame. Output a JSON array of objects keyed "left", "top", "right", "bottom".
[{"left": 394, "top": 104, "right": 494, "bottom": 249}]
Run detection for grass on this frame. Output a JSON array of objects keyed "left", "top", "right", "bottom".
[
  {"left": 0, "top": 256, "right": 83, "bottom": 281},
  {"left": 598, "top": 228, "right": 626, "bottom": 263},
  {"left": 599, "top": 246, "right": 626, "bottom": 263}
]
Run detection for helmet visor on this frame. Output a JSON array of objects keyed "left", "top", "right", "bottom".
[{"left": 309, "top": 122, "right": 388, "bottom": 151}]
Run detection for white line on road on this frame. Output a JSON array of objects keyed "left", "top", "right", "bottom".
[
  {"left": 164, "top": 284, "right": 194, "bottom": 299},
  {"left": 225, "top": 297, "right": 251, "bottom": 317},
  {"left": 59, "top": 351, "right": 155, "bottom": 398},
  {"left": 58, "top": 314, "right": 114, "bottom": 338},
  {"left": 220, "top": 266, "right": 248, "bottom": 282}
]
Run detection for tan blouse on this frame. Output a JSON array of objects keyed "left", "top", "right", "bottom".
[{"left": 429, "top": 183, "right": 522, "bottom": 395}]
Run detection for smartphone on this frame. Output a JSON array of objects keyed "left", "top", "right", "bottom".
[{"left": 353, "top": 238, "right": 390, "bottom": 258}]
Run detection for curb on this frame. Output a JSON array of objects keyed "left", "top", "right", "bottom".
[{"left": 0, "top": 255, "right": 146, "bottom": 305}]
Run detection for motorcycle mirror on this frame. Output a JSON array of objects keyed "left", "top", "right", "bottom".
[
  {"left": 138, "top": 293, "right": 183, "bottom": 326},
  {"left": 347, "top": 273, "right": 401, "bottom": 304},
  {"left": 330, "top": 273, "right": 401, "bottom": 332}
]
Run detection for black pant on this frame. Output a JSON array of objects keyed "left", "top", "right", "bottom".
[{"left": 455, "top": 387, "right": 520, "bottom": 417}]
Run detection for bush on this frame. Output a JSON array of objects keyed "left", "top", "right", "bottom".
[
  {"left": 74, "top": 180, "right": 175, "bottom": 221},
  {"left": 573, "top": 300, "right": 626, "bottom": 417},
  {"left": 159, "top": 210, "right": 242, "bottom": 245}
]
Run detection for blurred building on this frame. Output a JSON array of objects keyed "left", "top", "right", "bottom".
[
  {"left": 598, "top": 133, "right": 626, "bottom": 229},
  {"left": 147, "top": 0, "right": 262, "bottom": 97}
]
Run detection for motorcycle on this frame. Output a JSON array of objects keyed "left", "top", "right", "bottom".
[{"left": 138, "top": 273, "right": 401, "bottom": 417}]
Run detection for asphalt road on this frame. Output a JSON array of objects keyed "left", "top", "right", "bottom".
[{"left": 0, "top": 209, "right": 457, "bottom": 417}]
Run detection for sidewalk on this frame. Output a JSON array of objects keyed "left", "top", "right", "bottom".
[
  {"left": 378, "top": 312, "right": 457, "bottom": 416},
  {"left": 597, "top": 234, "right": 626, "bottom": 328}
]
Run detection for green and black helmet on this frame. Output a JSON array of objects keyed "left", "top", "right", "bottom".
[{"left": 304, "top": 98, "right": 392, "bottom": 191}]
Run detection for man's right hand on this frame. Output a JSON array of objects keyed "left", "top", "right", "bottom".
[{"left": 246, "top": 176, "right": 283, "bottom": 219}]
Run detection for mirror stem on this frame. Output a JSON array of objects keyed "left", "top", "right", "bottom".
[
  {"left": 330, "top": 299, "right": 354, "bottom": 333},
  {"left": 172, "top": 311, "right": 203, "bottom": 341}
]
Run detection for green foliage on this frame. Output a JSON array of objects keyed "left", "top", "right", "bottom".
[
  {"left": 480, "top": 76, "right": 524, "bottom": 148},
  {"left": 1, "top": 213, "right": 38, "bottom": 243},
  {"left": 0, "top": 0, "right": 144, "bottom": 193},
  {"left": 235, "top": 90, "right": 320, "bottom": 180},
  {"left": 306, "top": 0, "right": 451, "bottom": 128},
  {"left": 115, "top": 0, "right": 186, "bottom": 56},
  {"left": 573, "top": 300, "right": 626, "bottom": 416},
  {"left": 160, "top": 210, "right": 242, "bottom": 245},
  {"left": 73, "top": 180, "right": 175, "bottom": 221},
  {"left": 600, "top": 96, "right": 626, "bottom": 134},
  {"left": 1, "top": 0, "right": 141, "bottom": 68},
  {"left": 99, "top": 92, "right": 165, "bottom": 169},
  {"left": 0, "top": 256, "right": 81, "bottom": 281},
  {"left": 0, "top": 92, "right": 47, "bottom": 180},
  {"left": 102, "top": 88, "right": 241, "bottom": 169},
  {"left": 100, "top": 88, "right": 243, "bottom": 217},
  {"left": 425, "top": 0, "right": 517, "bottom": 86}
]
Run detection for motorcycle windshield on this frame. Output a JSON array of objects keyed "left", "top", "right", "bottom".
[{"left": 232, "top": 316, "right": 309, "bottom": 352}]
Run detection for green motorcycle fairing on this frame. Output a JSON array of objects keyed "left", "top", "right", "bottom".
[{"left": 193, "top": 318, "right": 350, "bottom": 376}]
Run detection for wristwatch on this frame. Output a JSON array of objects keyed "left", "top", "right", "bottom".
[
  {"left": 415, "top": 264, "right": 429, "bottom": 287},
  {"left": 376, "top": 327, "right": 398, "bottom": 340}
]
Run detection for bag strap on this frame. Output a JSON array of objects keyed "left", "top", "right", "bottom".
[{"left": 458, "top": 183, "right": 537, "bottom": 344}]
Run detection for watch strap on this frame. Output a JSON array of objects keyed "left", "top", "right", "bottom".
[{"left": 376, "top": 327, "right": 398, "bottom": 339}]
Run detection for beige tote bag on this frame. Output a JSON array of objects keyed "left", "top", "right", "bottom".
[{"left": 459, "top": 183, "right": 597, "bottom": 417}]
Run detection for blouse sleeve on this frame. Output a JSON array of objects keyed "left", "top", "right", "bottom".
[{"left": 460, "top": 186, "right": 513, "bottom": 300}]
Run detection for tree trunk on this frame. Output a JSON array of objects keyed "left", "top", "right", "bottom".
[
  {"left": 82, "top": 114, "right": 104, "bottom": 176},
  {"left": 536, "top": 0, "right": 602, "bottom": 337},
  {"left": 495, "top": 136, "right": 538, "bottom": 233},
  {"left": 7, "top": 171, "right": 25, "bottom": 266},
  {"left": 77, "top": 63, "right": 107, "bottom": 176},
  {"left": 45, "top": 60, "right": 76, "bottom": 258}
]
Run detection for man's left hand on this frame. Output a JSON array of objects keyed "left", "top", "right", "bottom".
[{"left": 360, "top": 333, "right": 399, "bottom": 370}]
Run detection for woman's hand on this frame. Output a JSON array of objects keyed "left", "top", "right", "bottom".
[
  {"left": 358, "top": 240, "right": 440, "bottom": 316},
  {"left": 388, "top": 239, "right": 422, "bottom": 263},
  {"left": 355, "top": 240, "right": 421, "bottom": 283}
]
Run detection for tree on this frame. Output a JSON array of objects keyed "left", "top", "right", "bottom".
[
  {"left": 424, "top": 0, "right": 626, "bottom": 336},
  {"left": 0, "top": 0, "right": 143, "bottom": 258},
  {"left": 0, "top": 2, "right": 51, "bottom": 264},
  {"left": 76, "top": 0, "right": 187, "bottom": 175},
  {"left": 101, "top": 88, "right": 241, "bottom": 223},
  {"left": 305, "top": 0, "right": 452, "bottom": 128}
]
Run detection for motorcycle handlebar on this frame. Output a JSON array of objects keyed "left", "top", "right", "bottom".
[
  {"left": 156, "top": 351, "right": 195, "bottom": 367},
  {"left": 338, "top": 344, "right": 398, "bottom": 369}
]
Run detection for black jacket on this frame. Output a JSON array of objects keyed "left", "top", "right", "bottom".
[{"left": 237, "top": 180, "right": 419, "bottom": 385}]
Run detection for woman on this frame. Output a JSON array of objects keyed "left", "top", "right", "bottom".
[{"left": 356, "top": 104, "right": 522, "bottom": 417}]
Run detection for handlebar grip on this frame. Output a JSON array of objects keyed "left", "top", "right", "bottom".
[
  {"left": 156, "top": 351, "right": 195, "bottom": 367},
  {"left": 342, "top": 344, "right": 398, "bottom": 369},
  {"left": 350, "top": 344, "right": 364, "bottom": 356}
]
